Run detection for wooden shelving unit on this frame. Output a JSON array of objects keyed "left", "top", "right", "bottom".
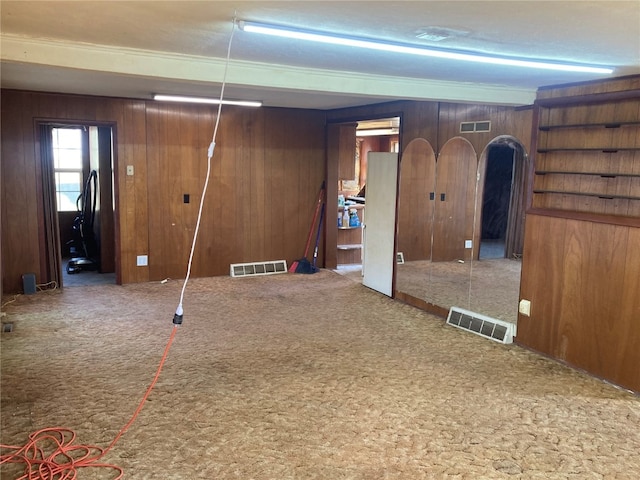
[
  {"left": 337, "top": 204, "right": 364, "bottom": 265},
  {"left": 532, "top": 96, "right": 640, "bottom": 219}
]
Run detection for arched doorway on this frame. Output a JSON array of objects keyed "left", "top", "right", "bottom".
[{"left": 476, "top": 136, "right": 528, "bottom": 260}]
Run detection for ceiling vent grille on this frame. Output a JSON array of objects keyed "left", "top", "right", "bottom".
[
  {"left": 460, "top": 120, "right": 491, "bottom": 133},
  {"left": 230, "top": 260, "right": 288, "bottom": 278},
  {"left": 446, "top": 306, "right": 516, "bottom": 344}
]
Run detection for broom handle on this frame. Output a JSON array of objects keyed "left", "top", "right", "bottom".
[
  {"left": 302, "top": 182, "right": 325, "bottom": 257},
  {"left": 312, "top": 202, "right": 325, "bottom": 267}
]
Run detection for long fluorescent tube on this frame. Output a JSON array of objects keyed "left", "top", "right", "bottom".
[
  {"left": 154, "top": 94, "right": 262, "bottom": 107},
  {"left": 238, "top": 21, "right": 613, "bottom": 75}
]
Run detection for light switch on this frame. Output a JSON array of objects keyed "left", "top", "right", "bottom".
[
  {"left": 127, "top": 165, "right": 134, "bottom": 176},
  {"left": 136, "top": 255, "right": 148, "bottom": 266}
]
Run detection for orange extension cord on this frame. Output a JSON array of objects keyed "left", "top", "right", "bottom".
[{"left": 0, "top": 325, "right": 178, "bottom": 479}]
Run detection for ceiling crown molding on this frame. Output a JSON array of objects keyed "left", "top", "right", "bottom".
[{"left": 0, "top": 34, "right": 536, "bottom": 106}]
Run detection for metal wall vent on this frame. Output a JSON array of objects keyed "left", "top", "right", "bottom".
[
  {"left": 396, "top": 252, "right": 405, "bottom": 264},
  {"left": 460, "top": 120, "right": 491, "bottom": 133},
  {"left": 230, "top": 260, "right": 288, "bottom": 278},
  {"left": 446, "top": 306, "right": 516, "bottom": 344}
]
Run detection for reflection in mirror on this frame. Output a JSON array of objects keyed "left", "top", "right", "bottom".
[
  {"left": 396, "top": 137, "right": 476, "bottom": 313},
  {"left": 396, "top": 136, "right": 527, "bottom": 327},
  {"left": 468, "top": 139, "right": 527, "bottom": 324},
  {"left": 396, "top": 138, "right": 436, "bottom": 304}
]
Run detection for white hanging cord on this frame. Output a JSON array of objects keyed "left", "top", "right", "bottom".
[{"left": 173, "top": 17, "right": 237, "bottom": 326}]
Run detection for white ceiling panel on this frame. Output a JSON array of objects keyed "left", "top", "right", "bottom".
[{"left": 1, "top": 1, "right": 638, "bottom": 109}]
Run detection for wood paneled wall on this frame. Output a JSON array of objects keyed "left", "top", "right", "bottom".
[
  {"left": 518, "top": 214, "right": 640, "bottom": 391},
  {"left": 2, "top": 92, "right": 534, "bottom": 293},
  {"left": 1, "top": 90, "right": 326, "bottom": 293},
  {"left": 518, "top": 75, "right": 640, "bottom": 393},
  {"left": 438, "top": 103, "right": 533, "bottom": 156},
  {"left": 327, "top": 100, "right": 533, "bottom": 267}
]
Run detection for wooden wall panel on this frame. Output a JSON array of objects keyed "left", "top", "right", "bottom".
[
  {"left": 432, "top": 138, "right": 477, "bottom": 262},
  {"left": 517, "top": 214, "right": 566, "bottom": 354},
  {"left": 520, "top": 76, "right": 640, "bottom": 393},
  {"left": 438, "top": 103, "right": 533, "bottom": 156},
  {"left": 536, "top": 75, "right": 640, "bottom": 101},
  {"left": 1, "top": 90, "right": 326, "bottom": 292},
  {"left": 264, "top": 109, "right": 326, "bottom": 266},
  {"left": 518, "top": 213, "right": 640, "bottom": 392},
  {"left": 397, "top": 139, "right": 436, "bottom": 261},
  {"left": 125, "top": 101, "right": 150, "bottom": 284},
  {"left": 1, "top": 92, "right": 40, "bottom": 293}
]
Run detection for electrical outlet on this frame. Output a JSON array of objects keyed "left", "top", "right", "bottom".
[
  {"left": 136, "top": 255, "right": 148, "bottom": 266},
  {"left": 519, "top": 299, "right": 531, "bottom": 316}
]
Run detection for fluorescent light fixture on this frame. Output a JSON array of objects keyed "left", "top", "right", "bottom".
[
  {"left": 356, "top": 128, "right": 399, "bottom": 137},
  {"left": 153, "top": 94, "right": 262, "bottom": 107},
  {"left": 238, "top": 20, "right": 614, "bottom": 74}
]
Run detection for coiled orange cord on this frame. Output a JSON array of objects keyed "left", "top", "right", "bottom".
[{"left": 0, "top": 325, "right": 178, "bottom": 479}]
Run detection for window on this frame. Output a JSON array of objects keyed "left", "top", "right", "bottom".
[{"left": 52, "top": 128, "right": 84, "bottom": 211}]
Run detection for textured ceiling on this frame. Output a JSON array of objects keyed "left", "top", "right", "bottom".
[{"left": 1, "top": 1, "right": 639, "bottom": 109}]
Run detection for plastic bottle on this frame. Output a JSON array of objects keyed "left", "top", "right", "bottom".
[
  {"left": 342, "top": 207, "right": 349, "bottom": 227},
  {"left": 349, "top": 208, "right": 360, "bottom": 227},
  {"left": 338, "top": 210, "right": 342, "bottom": 227}
]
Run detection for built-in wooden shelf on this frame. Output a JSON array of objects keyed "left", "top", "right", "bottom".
[
  {"left": 533, "top": 190, "right": 640, "bottom": 201},
  {"left": 535, "top": 88, "right": 640, "bottom": 107},
  {"left": 539, "top": 121, "right": 640, "bottom": 131},
  {"left": 535, "top": 170, "right": 640, "bottom": 178},
  {"left": 337, "top": 244, "right": 363, "bottom": 250},
  {"left": 537, "top": 147, "right": 640, "bottom": 153}
]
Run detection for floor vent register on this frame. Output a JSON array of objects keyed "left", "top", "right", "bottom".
[{"left": 446, "top": 306, "right": 516, "bottom": 344}]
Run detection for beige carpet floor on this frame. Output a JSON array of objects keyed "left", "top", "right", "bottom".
[{"left": 1, "top": 270, "right": 639, "bottom": 479}]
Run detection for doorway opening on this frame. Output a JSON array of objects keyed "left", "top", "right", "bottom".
[
  {"left": 332, "top": 116, "right": 400, "bottom": 278},
  {"left": 478, "top": 138, "right": 527, "bottom": 260},
  {"left": 40, "top": 123, "right": 117, "bottom": 288},
  {"left": 480, "top": 144, "right": 514, "bottom": 259}
]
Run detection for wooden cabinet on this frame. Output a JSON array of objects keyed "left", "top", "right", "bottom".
[
  {"left": 337, "top": 204, "right": 364, "bottom": 265},
  {"left": 336, "top": 123, "right": 358, "bottom": 180}
]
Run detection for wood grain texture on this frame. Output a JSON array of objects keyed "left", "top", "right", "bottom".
[
  {"left": 533, "top": 81, "right": 640, "bottom": 217},
  {"left": 517, "top": 213, "right": 640, "bottom": 392},
  {"left": 1, "top": 92, "right": 40, "bottom": 293},
  {"left": 520, "top": 77, "right": 640, "bottom": 392},
  {"left": 397, "top": 138, "right": 436, "bottom": 261},
  {"left": 1, "top": 90, "right": 326, "bottom": 291},
  {"left": 432, "top": 137, "right": 477, "bottom": 262}
]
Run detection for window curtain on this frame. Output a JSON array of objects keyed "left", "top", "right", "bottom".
[{"left": 39, "top": 124, "right": 63, "bottom": 288}]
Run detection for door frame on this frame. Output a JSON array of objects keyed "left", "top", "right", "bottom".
[
  {"left": 475, "top": 135, "right": 529, "bottom": 260},
  {"left": 325, "top": 112, "right": 403, "bottom": 271},
  {"left": 35, "top": 118, "right": 119, "bottom": 287}
]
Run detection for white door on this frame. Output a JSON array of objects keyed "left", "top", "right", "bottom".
[{"left": 362, "top": 152, "right": 398, "bottom": 296}]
